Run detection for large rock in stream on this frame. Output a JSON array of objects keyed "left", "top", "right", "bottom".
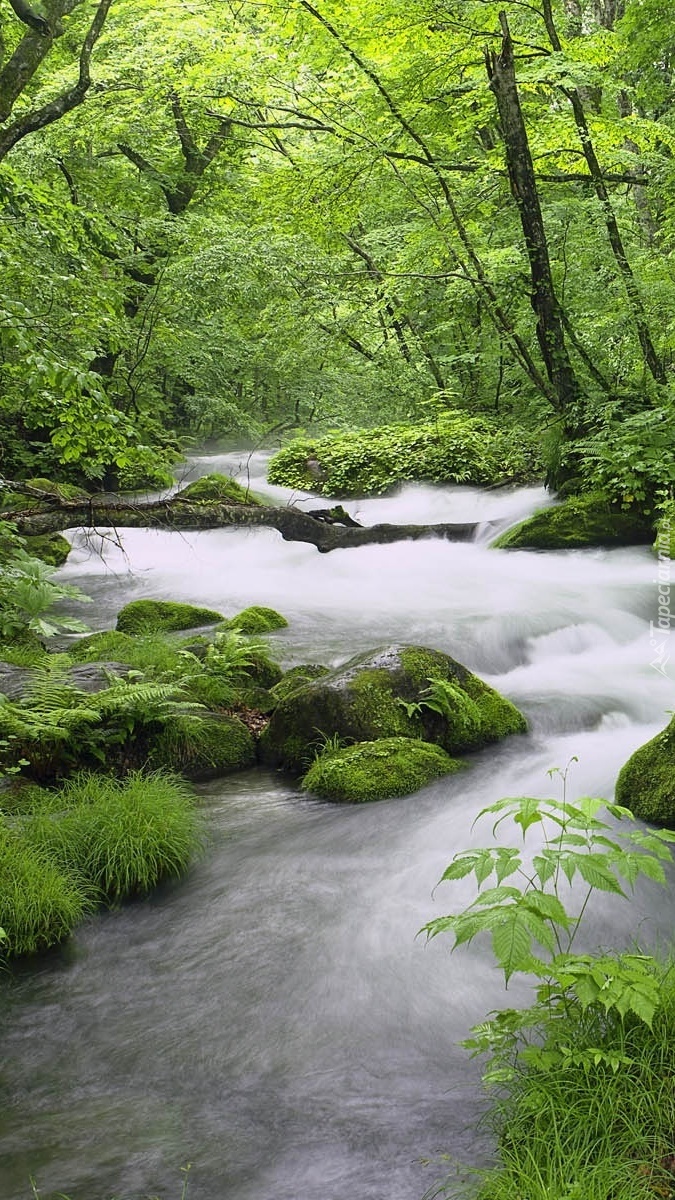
[
  {"left": 491, "top": 492, "right": 653, "bottom": 551},
  {"left": 258, "top": 644, "right": 527, "bottom": 774},
  {"left": 615, "top": 716, "right": 675, "bottom": 825}
]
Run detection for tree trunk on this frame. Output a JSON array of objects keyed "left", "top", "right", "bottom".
[{"left": 486, "top": 13, "right": 579, "bottom": 414}]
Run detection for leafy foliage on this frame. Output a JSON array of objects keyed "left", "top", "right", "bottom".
[{"left": 425, "top": 763, "right": 675, "bottom": 1198}]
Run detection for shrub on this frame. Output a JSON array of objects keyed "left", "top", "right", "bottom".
[{"left": 267, "top": 416, "right": 542, "bottom": 497}]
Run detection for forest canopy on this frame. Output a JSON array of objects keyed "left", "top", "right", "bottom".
[{"left": 0, "top": 0, "right": 674, "bottom": 505}]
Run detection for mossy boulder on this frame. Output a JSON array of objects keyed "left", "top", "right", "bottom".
[
  {"left": 259, "top": 644, "right": 526, "bottom": 774},
  {"left": 222, "top": 606, "right": 289, "bottom": 634},
  {"left": 25, "top": 478, "right": 89, "bottom": 503},
  {"left": 270, "top": 664, "right": 330, "bottom": 705},
  {"left": 491, "top": 492, "right": 653, "bottom": 551},
  {"left": 23, "top": 533, "right": 72, "bottom": 567},
  {"left": 116, "top": 599, "right": 224, "bottom": 635},
  {"left": 302, "top": 736, "right": 461, "bottom": 803},
  {"left": 175, "top": 473, "right": 260, "bottom": 505},
  {"left": 244, "top": 650, "right": 283, "bottom": 690},
  {"left": 615, "top": 717, "right": 675, "bottom": 825},
  {"left": 70, "top": 630, "right": 137, "bottom": 663},
  {"left": 149, "top": 712, "right": 256, "bottom": 780}
]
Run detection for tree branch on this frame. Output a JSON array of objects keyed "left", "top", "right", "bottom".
[{"left": 0, "top": 0, "right": 112, "bottom": 161}]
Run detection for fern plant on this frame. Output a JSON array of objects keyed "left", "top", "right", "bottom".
[{"left": 0, "top": 659, "right": 200, "bottom": 779}]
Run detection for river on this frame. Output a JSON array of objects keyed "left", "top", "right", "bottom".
[{"left": 1, "top": 452, "right": 673, "bottom": 1200}]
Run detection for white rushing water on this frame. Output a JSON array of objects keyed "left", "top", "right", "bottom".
[{"left": 1, "top": 453, "right": 674, "bottom": 1200}]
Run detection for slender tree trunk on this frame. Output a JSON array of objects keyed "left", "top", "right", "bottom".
[
  {"left": 541, "top": 0, "right": 665, "bottom": 385},
  {"left": 486, "top": 13, "right": 579, "bottom": 413}
]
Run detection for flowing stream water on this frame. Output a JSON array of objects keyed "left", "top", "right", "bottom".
[{"left": 1, "top": 452, "right": 674, "bottom": 1200}]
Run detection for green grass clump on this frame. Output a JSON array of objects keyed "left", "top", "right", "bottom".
[
  {"left": 302, "top": 736, "right": 461, "bottom": 802},
  {"left": 0, "top": 819, "right": 90, "bottom": 955},
  {"left": 116, "top": 599, "right": 224, "bottom": 635},
  {"left": 223, "top": 606, "right": 288, "bottom": 634},
  {"left": 21, "top": 770, "right": 204, "bottom": 900},
  {"left": 457, "top": 960, "right": 675, "bottom": 1200}
]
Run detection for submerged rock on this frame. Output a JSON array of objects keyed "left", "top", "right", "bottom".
[
  {"left": 491, "top": 492, "right": 653, "bottom": 551},
  {"left": 116, "top": 598, "right": 224, "bottom": 634},
  {"left": 259, "top": 643, "right": 526, "bottom": 774},
  {"left": 615, "top": 717, "right": 675, "bottom": 825},
  {"left": 302, "top": 736, "right": 461, "bottom": 803}
]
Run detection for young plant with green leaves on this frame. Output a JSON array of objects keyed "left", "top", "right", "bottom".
[{"left": 424, "top": 763, "right": 675, "bottom": 1198}]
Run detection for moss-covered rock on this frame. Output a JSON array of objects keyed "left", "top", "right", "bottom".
[
  {"left": 25, "top": 478, "right": 89, "bottom": 503},
  {"left": 302, "top": 736, "right": 461, "bottom": 803},
  {"left": 223, "top": 606, "right": 289, "bottom": 634},
  {"left": 23, "top": 532, "right": 72, "bottom": 567},
  {"left": 267, "top": 417, "right": 542, "bottom": 497},
  {"left": 270, "top": 664, "right": 330, "bottom": 705},
  {"left": 615, "top": 717, "right": 675, "bottom": 825},
  {"left": 491, "top": 492, "right": 653, "bottom": 551},
  {"left": 116, "top": 599, "right": 224, "bottom": 635},
  {"left": 244, "top": 649, "right": 283, "bottom": 690},
  {"left": 259, "top": 644, "right": 526, "bottom": 773},
  {"left": 69, "top": 630, "right": 137, "bottom": 662},
  {"left": 175, "top": 473, "right": 260, "bottom": 505},
  {"left": 149, "top": 711, "right": 256, "bottom": 780}
]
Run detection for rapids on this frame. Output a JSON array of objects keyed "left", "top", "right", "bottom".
[{"left": 1, "top": 452, "right": 673, "bottom": 1200}]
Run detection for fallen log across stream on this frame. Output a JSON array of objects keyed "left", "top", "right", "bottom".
[{"left": 6, "top": 486, "right": 488, "bottom": 553}]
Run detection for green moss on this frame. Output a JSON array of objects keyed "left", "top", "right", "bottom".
[
  {"left": 175, "top": 472, "right": 260, "bottom": 505},
  {"left": 116, "top": 599, "right": 224, "bottom": 635},
  {"left": 223, "top": 606, "right": 289, "bottom": 634},
  {"left": 615, "top": 718, "right": 675, "bottom": 825},
  {"left": 267, "top": 417, "right": 542, "bottom": 497},
  {"left": 491, "top": 492, "right": 653, "bottom": 551},
  {"left": 148, "top": 712, "right": 255, "bottom": 779},
  {"left": 302, "top": 737, "right": 462, "bottom": 803},
  {"left": 461, "top": 674, "right": 528, "bottom": 747},
  {"left": 23, "top": 533, "right": 72, "bottom": 567},
  {"left": 25, "top": 478, "right": 89, "bottom": 502},
  {"left": 349, "top": 668, "right": 422, "bottom": 738},
  {"left": 270, "top": 664, "right": 330, "bottom": 704}
]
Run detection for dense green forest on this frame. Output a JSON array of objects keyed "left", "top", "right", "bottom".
[
  {"left": 5, "top": 4, "right": 675, "bottom": 1200},
  {"left": 0, "top": 0, "right": 674, "bottom": 506}
]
